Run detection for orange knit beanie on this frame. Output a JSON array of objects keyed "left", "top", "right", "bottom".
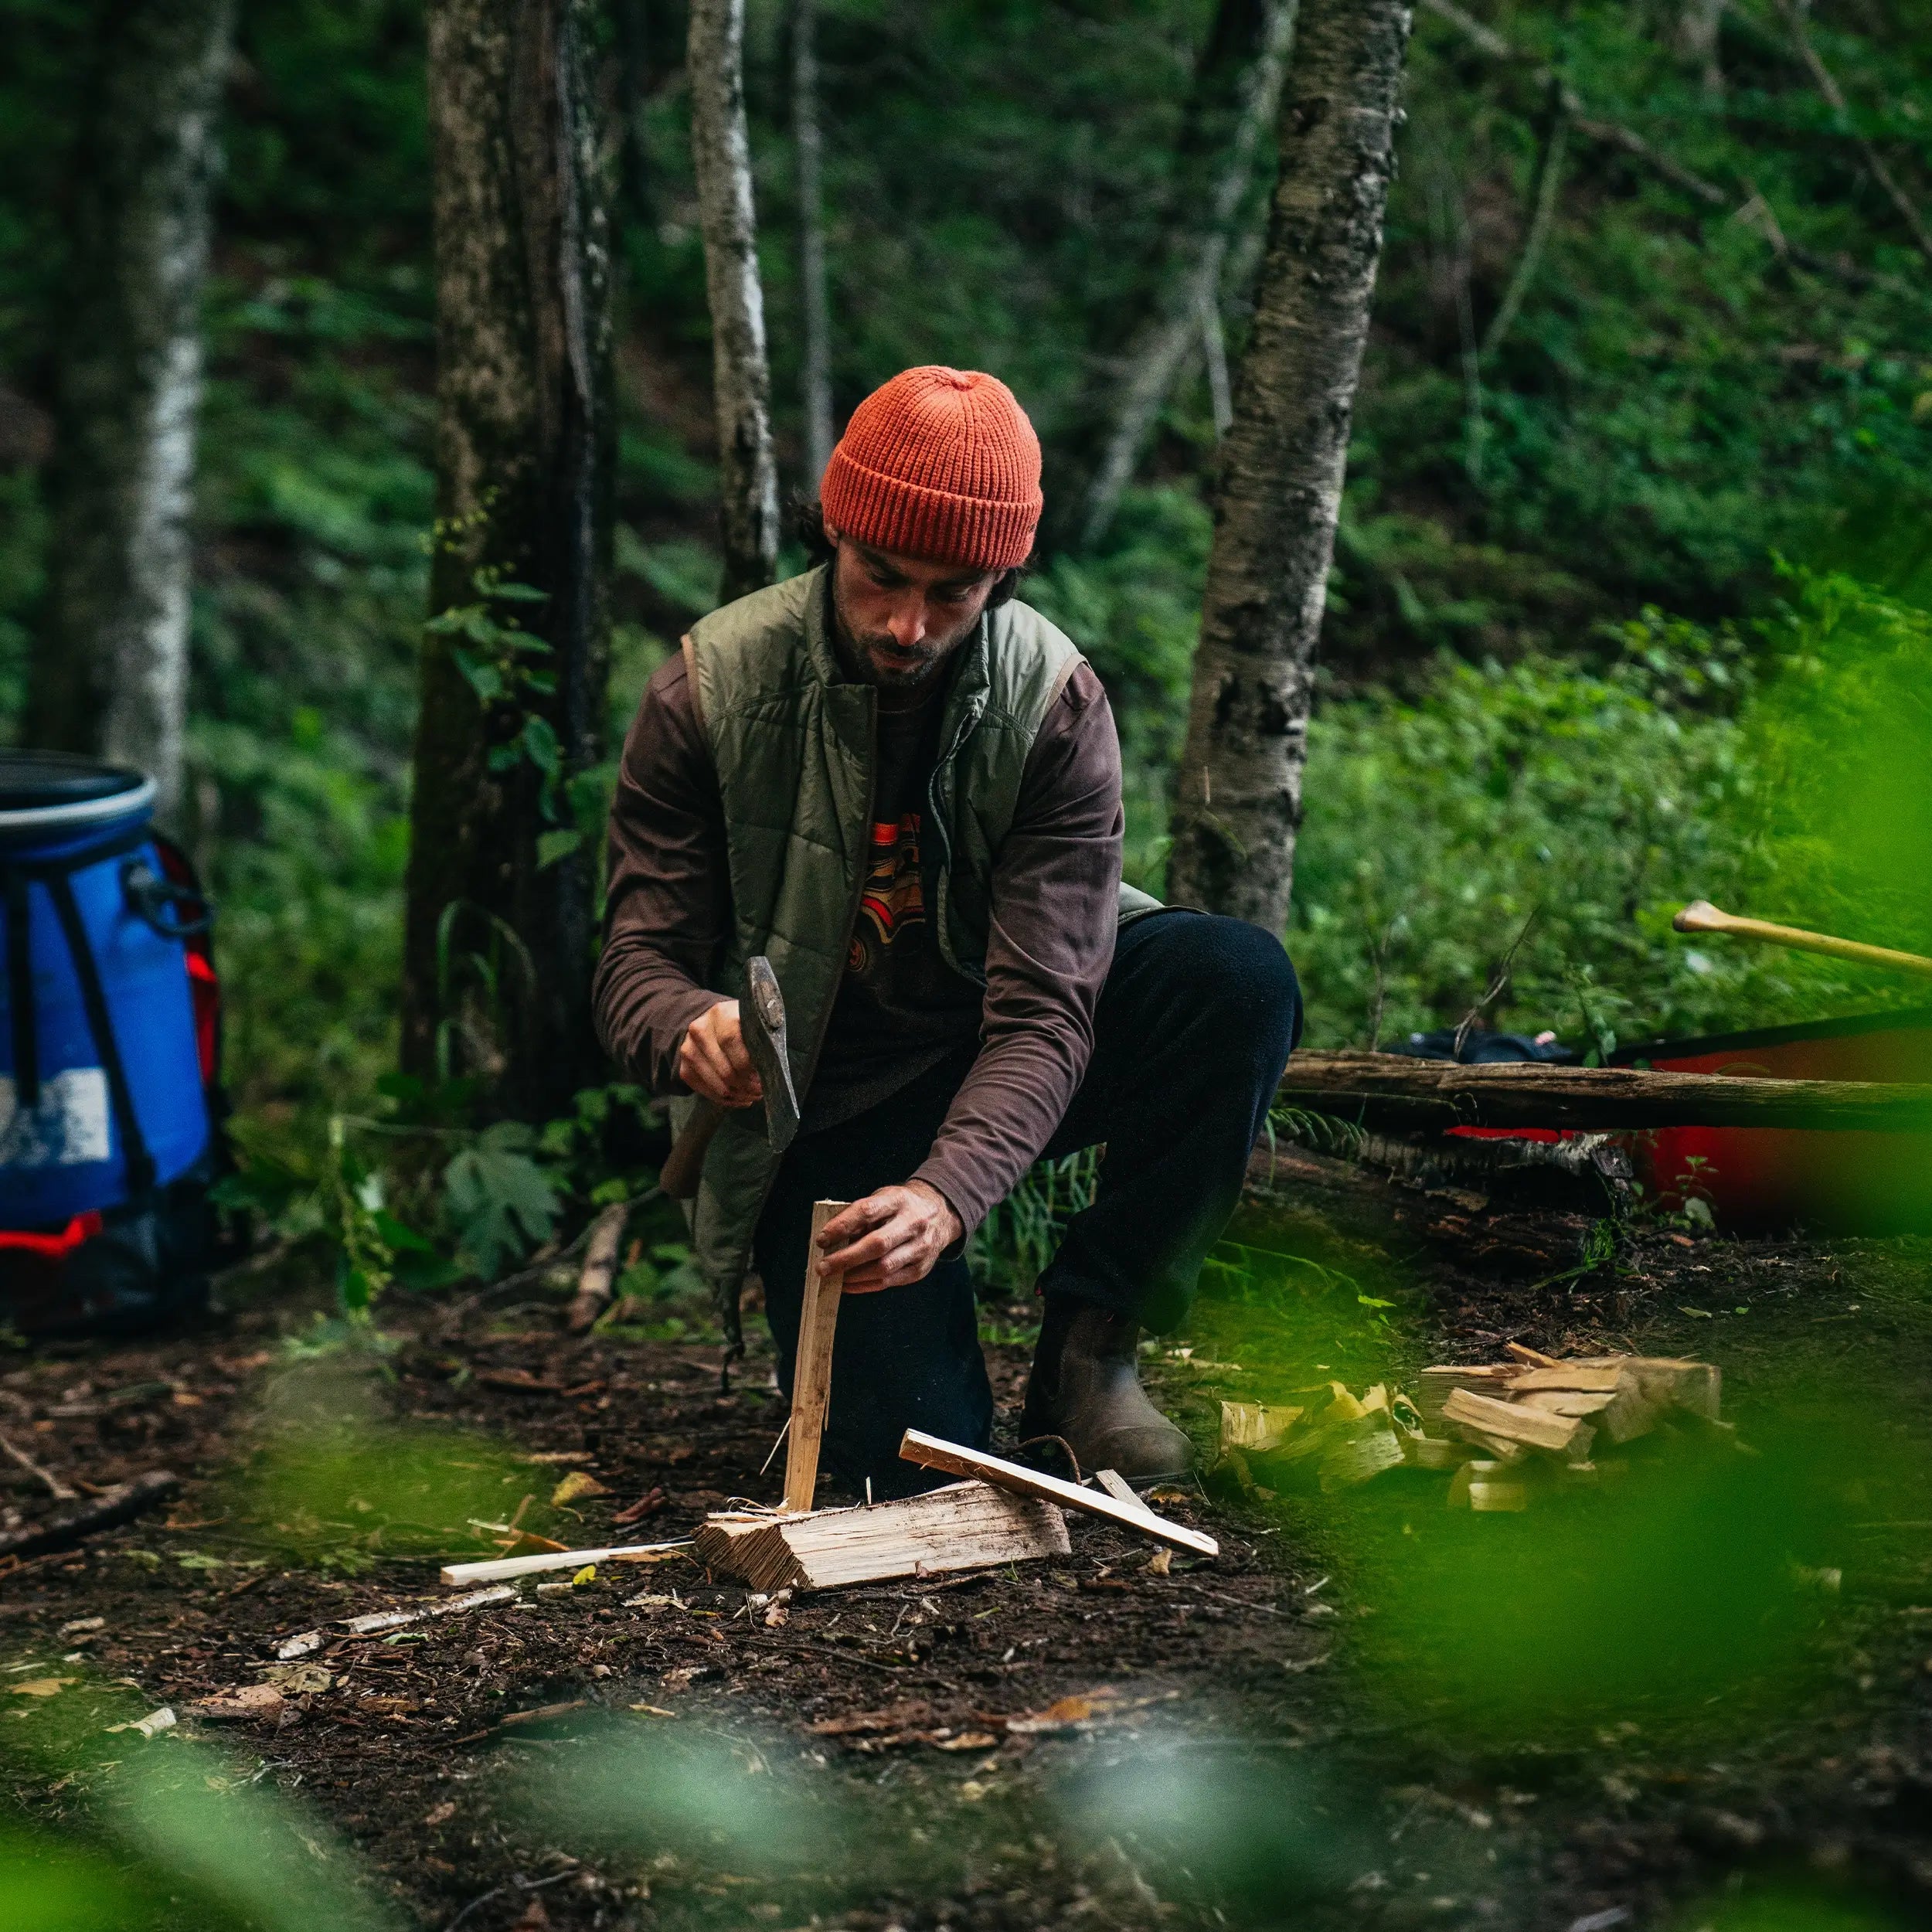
[{"left": 819, "top": 366, "right": 1043, "bottom": 571}]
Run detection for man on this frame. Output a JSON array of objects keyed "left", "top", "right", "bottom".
[{"left": 594, "top": 366, "right": 1299, "bottom": 1495}]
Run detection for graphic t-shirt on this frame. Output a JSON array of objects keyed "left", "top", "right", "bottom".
[{"left": 801, "top": 673, "right": 984, "bottom": 1133}]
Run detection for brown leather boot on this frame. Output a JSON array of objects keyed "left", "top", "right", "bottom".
[{"left": 1019, "top": 1297, "right": 1192, "bottom": 1481}]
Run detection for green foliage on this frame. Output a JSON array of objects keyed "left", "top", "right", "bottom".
[
  {"left": 1291, "top": 567, "right": 1932, "bottom": 1050},
  {"left": 439, "top": 1121, "right": 563, "bottom": 1281},
  {"left": 968, "top": 1148, "right": 1100, "bottom": 1296}
]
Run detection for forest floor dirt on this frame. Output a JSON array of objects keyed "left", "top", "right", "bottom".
[{"left": 5, "top": 1185, "right": 1932, "bottom": 1932}]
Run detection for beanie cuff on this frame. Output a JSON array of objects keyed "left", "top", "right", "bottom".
[{"left": 821, "top": 445, "right": 1041, "bottom": 573}]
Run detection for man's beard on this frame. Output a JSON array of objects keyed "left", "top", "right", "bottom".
[{"left": 831, "top": 577, "right": 974, "bottom": 689}]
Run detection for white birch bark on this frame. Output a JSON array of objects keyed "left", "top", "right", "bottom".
[
  {"left": 1079, "top": 0, "right": 1297, "bottom": 549},
  {"left": 34, "top": 0, "right": 233, "bottom": 818},
  {"left": 689, "top": 0, "right": 780, "bottom": 600},
  {"left": 1166, "top": 0, "right": 1413, "bottom": 930},
  {"left": 792, "top": 0, "right": 835, "bottom": 491}
]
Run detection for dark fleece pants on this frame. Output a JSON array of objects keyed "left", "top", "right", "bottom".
[{"left": 751, "top": 910, "right": 1303, "bottom": 1494}]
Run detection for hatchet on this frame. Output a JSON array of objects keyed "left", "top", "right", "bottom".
[{"left": 659, "top": 955, "right": 802, "bottom": 1201}]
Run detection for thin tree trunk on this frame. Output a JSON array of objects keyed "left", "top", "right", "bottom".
[
  {"left": 1166, "top": 0, "right": 1412, "bottom": 930},
  {"left": 1676, "top": 0, "right": 1725, "bottom": 99},
  {"left": 615, "top": 0, "right": 654, "bottom": 232},
  {"left": 403, "top": 0, "right": 614, "bottom": 1120},
  {"left": 1079, "top": 0, "right": 1297, "bottom": 549},
  {"left": 29, "top": 0, "right": 233, "bottom": 819},
  {"left": 1774, "top": 0, "right": 1932, "bottom": 270},
  {"left": 1481, "top": 73, "right": 1570, "bottom": 359},
  {"left": 792, "top": 0, "right": 835, "bottom": 492},
  {"left": 689, "top": 0, "right": 780, "bottom": 600}
]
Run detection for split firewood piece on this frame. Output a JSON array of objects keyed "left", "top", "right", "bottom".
[
  {"left": 899, "top": 1429, "right": 1219, "bottom": 1557},
  {"left": 565, "top": 1202, "right": 632, "bottom": 1334},
  {"left": 783, "top": 1200, "right": 850, "bottom": 1515},
  {"left": 1093, "top": 1468, "right": 1162, "bottom": 1521},
  {"left": 1218, "top": 1400, "right": 1304, "bottom": 1458},
  {"left": 1447, "top": 1458, "right": 1529, "bottom": 1512},
  {"left": 438, "top": 1538, "right": 692, "bottom": 1587},
  {"left": 1441, "top": 1387, "right": 1593, "bottom": 1459},
  {"left": 1403, "top": 1434, "right": 1469, "bottom": 1471},
  {"left": 1576, "top": 1355, "right": 1720, "bottom": 1420},
  {"left": 1517, "top": 1379, "right": 1658, "bottom": 1445},
  {"left": 1502, "top": 1342, "right": 1565, "bottom": 1369},
  {"left": 1413, "top": 1364, "right": 1522, "bottom": 1427},
  {"left": 692, "top": 1481, "right": 1070, "bottom": 1592},
  {"left": 1318, "top": 1423, "right": 1406, "bottom": 1490},
  {"left": 0, "top": 1470, "right": 178, "bottom": 1563},
  {"left": 1506, "top": 1364, "right": 1627, "bottom": 1393}
]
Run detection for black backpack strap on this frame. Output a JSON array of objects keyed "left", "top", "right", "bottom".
[
  {"left": 45, "top": 866, "right": 155, "bottom": 1195},
  {"left": 4, "top": 867, "right": 36, "bottom": 1110}
]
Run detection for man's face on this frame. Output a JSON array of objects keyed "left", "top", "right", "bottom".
[{"left": 827, "top": 528, "right": 1002, "bottom": 689}]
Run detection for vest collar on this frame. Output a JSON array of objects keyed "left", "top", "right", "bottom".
[{"left": 803, "top": 561, "right": 994, "bottom": 737}]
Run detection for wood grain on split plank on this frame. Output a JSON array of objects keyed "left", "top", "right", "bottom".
[
  {"left": 899, "top": 1429, "right": 1219, "bottom": 1557},
  {"left": 783, "top": 1200, "right": 849, "bottom": 1514}
]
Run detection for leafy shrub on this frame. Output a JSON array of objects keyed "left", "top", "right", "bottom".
[{"left": 1290, "top": 569, "right": 1932, "bottom": 1053}]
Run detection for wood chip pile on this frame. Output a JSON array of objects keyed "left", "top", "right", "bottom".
[{"left": 1217, "top": 1347, "right": 1723, "bottom": 1513}]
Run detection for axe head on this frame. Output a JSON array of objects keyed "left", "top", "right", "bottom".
[{"left": 742, "top": 955, "right": 801, "bottom": 1156}]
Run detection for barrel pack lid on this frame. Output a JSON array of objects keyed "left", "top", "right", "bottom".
[{"left": 0, "top": 750, "right": 155, "bottom": 829}]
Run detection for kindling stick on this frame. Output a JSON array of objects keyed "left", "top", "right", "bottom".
[
  {"left": 899, "top": 1430, "right": 1219, "bottom": 1558},
  {"left": 782, "top": 1201, "right": 849, "bottom": 1513},
  {"left": 1673, "top": 900, "right": 1932, "bottom": 981},
  {"left": 438, "top": 1539, "right": 691, "bottom": 1586}
]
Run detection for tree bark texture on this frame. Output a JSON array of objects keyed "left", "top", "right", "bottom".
[
  {"left": 689, "top": 0, "right": 780, "bottom": 601},
  {"left": 1079, "top": 0, "right": 1297, "bottom": 549},
  {"left": 28, "top": 0, "right": 233, "bottom": 820},
  {"left": 792, "top": 0, "right": 836, "bottom": 493},
  {"left": 404, "top": 0, "right": 614, "bottom": 1120},
  {"left": 1166, "top": 0, "right": 1412, "bottom": 930}
]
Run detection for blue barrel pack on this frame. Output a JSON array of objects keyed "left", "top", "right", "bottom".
[{"left": 1, "top": 752, "right": 211, "bottom": 1230}]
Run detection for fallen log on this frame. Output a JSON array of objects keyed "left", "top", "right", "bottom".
[
  {"left": 1277, "top": 1050, "right": 1932, "bottom": 1134},
  {"left": 0, "top": 1470, "right": 178, "bottom": 1563}
]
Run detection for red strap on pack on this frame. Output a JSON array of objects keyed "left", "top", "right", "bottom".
[{"left": 0, "top": 1212, "right": 104, "bottom": 1257}]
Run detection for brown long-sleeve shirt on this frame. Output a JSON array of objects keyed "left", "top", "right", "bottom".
[{"left": 592, "top": 638, "right": 1125, "bottom": 1236}]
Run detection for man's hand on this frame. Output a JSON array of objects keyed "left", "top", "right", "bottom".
[
  {"left": 818, "top": 1182, "right": 964, "bottom": 1292},
  {"left": 677, "top": 999, "right": 764, "bottom": 1107}
]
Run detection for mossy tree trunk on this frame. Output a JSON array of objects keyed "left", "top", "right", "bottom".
[
  {"left": 1167, "top": 0, "right": 1412, "bottom": 930},
  {"left": 689, "top": 0, "right": 780, "bottom": 600},
  {"left": 403, "top": 0, "right": 614, "bottom": 1120},
  {"left": 29, "top": 0, "right": 234, "bottom": 818}
]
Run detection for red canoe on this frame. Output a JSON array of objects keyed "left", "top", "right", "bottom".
[{"left": 1609, "top": 1009, "right": 1932, "bottom": 1233}]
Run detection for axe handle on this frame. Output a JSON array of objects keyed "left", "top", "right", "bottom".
[
  {"left": 660, "top": 1099, "right": 726, "bottom": 1200},
  {"left": 1673, "top": 900, "right": 1932, "bottom": 980}
]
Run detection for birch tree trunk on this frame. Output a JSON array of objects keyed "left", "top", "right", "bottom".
[
  {"left": 1079, "top": 0, "right": 1297, "bottom": 549},
  {"left": 1166, "top": 0, "right": 1412, "bottom": 930},
  {"left": 792, "top": 0, "right": 836, "bottom": 491},
  {"left": 403, "top": 0, "right": 614, "bottom": 1121},
  {"left": 1675, "top": 0, "right": 1725, "bottom": 99},
  {"left": 689, "top": 0, "right": 780, "bottom": 600},
  {"left": 29, "top": 0, "right": 233, "bottom": 819}
]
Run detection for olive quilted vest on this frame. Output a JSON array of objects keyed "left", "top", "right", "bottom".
[{"left": 670, "top": 563, "right": 1162, "bottom": 1349}]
